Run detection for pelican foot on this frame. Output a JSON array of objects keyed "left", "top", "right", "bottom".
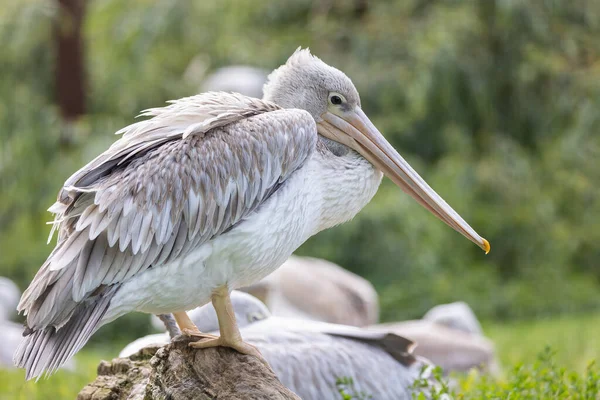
[
  {"left": 172, "top": 311, "right": 217, "bottom": 339},
  {"left": 181, "top": 328, "right": 219, "bottom": 340},
  {"left": 189, "top": 337, "right": 269, "bottom": 367}
]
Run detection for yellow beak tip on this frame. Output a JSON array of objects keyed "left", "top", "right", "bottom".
[{"left": 482, "top": 238, "right": 491, "bottom": 254}]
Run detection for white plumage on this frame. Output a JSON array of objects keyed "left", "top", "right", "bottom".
[{"left": 107, "top": 153, "right": 380, "bottom": 320}]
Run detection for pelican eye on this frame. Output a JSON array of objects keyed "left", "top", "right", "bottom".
[
  {"left": 247, "top": 312, "right": 266, "bottom": 323},
  {"left": 328, "top": 93, "right": 346, "bottom": 106}
]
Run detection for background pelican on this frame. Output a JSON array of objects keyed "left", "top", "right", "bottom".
[
  {"left": 375, "top": 319, "right": 497, "bottom": 375},
  {"left": 0, "top": 277, "right": 20, "bottom": 322},
  {"left": 200, "top": 65, "right": 268, "bottom": 98},
  {"left": 0, "top": 278, "right": 23, "bottom": 368},
  {"left": 423, "top": 301, "right": 484, "bottom": 335},
  {"left": 241, "top": 255, "right": 379, "bottom": 326},
  {"left": 121, "top": 291, "right": 428, "bottom": 400},
  {"left": 14, "top": 48, "right": 488, "bottom": 380}
]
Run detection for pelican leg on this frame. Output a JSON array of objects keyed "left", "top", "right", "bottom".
[
  {"left": 157, "top": 313, "right": 181, "bottom": 338},
  {"left": 189, "top": 287, "right": 268, "bottom": 366},
  {"left": 172, "top": 311, "right": 218, "bottom": 339}
]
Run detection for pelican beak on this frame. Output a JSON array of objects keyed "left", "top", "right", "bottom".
[{"left": 318, "top": 108, "right": 490, "bottom": 254}]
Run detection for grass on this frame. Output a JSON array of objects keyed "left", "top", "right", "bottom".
[
  {"left": 0, "top": 350, "right": 103, "bottom": 400},
  {"left": 407, "top": 313, "right": 600, "bottom": 400},
  {"left": 1, "top": 313, "right": 599, "bottom": 399},
  {"left": 484, "top": 312, "right": 600, "bottom": 372},
  {"left": 412, "top": 348, "right": 600, "bottom": 399}
]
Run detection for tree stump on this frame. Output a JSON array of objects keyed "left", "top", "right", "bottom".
[{"left": 77, "top": 337, "right": 300, "bottom": 400}]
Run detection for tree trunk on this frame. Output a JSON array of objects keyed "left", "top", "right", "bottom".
[
  {"left": 77, "top": 337, "right": 300, "bottom": 400},
  {"left": 54, "top": 0, "right": 86, "bottom": 121}
]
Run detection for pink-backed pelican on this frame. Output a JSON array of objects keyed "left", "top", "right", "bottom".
[{"left": 14, "top": 48, "right": 489, "bottom": 379}]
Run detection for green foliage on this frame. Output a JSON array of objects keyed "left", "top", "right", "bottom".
[
  {"left": 412, "top": 348, "right": 600, "bottom": 399},
  {"left": 0, "top": 0, "right": 599, "bottom": 340},
  {"left": 411, "top": 365, "right": 452, "bottom": 400},
  {"left": 336, "top": 377, "right": 373, "bottom": 400}
]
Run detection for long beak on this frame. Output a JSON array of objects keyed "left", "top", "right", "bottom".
[{"left": 318, "top": 108, "right": 490, "bottom": 253}]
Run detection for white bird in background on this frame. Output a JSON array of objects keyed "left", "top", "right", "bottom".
[
  {"left": 0, "top": 277, "right": 23, "bottom": 368},
  {"left": 241, "top": 255, "right": 379, "bottom": 326},
  {"left": 375, "top": 320, "right": 498, "bottom": 375},
  {"left": 121, "top": 291, "right": 428, "bottom": 400},
  {"left": 414, "top": 302, "right": 498, "bottom": 374},
  {"left": 15, "top": 48, "right": 489, "bottom": 380},
  {"left": 1, "top": 322, "right": 27, "bottom": 369},
  {"left": 423, "top": 301, "right": 484, "bottom": 335},
  {"left": 200, "top": 65, "right": 268, "bottom": 99},
  {"left": 0, "top": 277, "right": 21, "bottom": 322}
]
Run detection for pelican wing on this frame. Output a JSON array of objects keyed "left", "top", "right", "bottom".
[
  {"left": 242, "top": 316, "right": 417, "bottom": 366},
  {"left": 300, "top": 321, "right": 417, "bottom": 366},
  {"left": 18, "top": 92, "right": 317, "bottom": 331},
  {"left": 244, "top": 331, "right": 425, "bottom": 400}
]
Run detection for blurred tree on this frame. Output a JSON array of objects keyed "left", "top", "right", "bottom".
[{"left": 54, "top": 0, "right": 86, "bottom": 121}]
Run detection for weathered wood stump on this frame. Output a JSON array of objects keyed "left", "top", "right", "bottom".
[{"left": 77, "top": 337, "right": 300, "bottom": 400}]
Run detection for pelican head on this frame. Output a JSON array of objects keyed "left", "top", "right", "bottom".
[{"left": 264, "top": 48, "right": 489, "bottom": 253}]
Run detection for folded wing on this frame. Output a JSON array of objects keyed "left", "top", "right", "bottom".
[{"left": 15, "top": 92, "right": 317, "bottom": 379}]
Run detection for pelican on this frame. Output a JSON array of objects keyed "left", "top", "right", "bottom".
[
  {"left": 200, "top": 65, "right": 268, "bottom": 98},
  {"left": 0, "top": 277, "right": 21, "bottom": 322},
  {"left": 374, "top": 320, "right": 498, "bottom": 375},
  {"left": 371, "top": 302, "right": 497, "bottom": 374},
  {"left": 1, "top": 321, "right": 28, "bottom": 369},
  {"left": 241, "top": 255, "right": 379, "bottom": 326},
  {"left": 121, "top": 291, "right": 428, "bottom": 400},
  {"left": 14, "top": 48, "right": 489, "bottom": 380},
  {"left": 423, "top": 301, "right": 484, "bottom": 335},
  {"left": 0, "top": 278, "right": 23, "bottom": 368}
]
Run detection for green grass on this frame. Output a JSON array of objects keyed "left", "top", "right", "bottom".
[
  {"left": 484, "top": 313, "right": 600, "bottom": 373},
  {"left": 412, "top": 348, "right": 600, "bottom": 399},
  {"left": 1, "top": 313, "right": 599, "bottom": 399},
  {"left": 408, "top": 313, "right": 600, "bottom": 400},
  {"left": 0, "top": 348, "right": 113, "bottom": 400}
]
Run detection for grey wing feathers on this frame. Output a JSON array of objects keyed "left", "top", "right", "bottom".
[
  {"left": 243, "top": 317, "right": 417, "bottom": 367},
  {"left": 56, "top": 92, "right": 281, "bottom": 207},
  {"left": 245, "top": 331, "right": 423, "bottom": 400},
  {"left": 304, "top": 324, "right": 417, "bottom": 366},
  {"left": 15, "top": 92, "right": 316, "bottom": 378},
  {"left": 14, "top": 286, "right": 119, "bottom": 380}
]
